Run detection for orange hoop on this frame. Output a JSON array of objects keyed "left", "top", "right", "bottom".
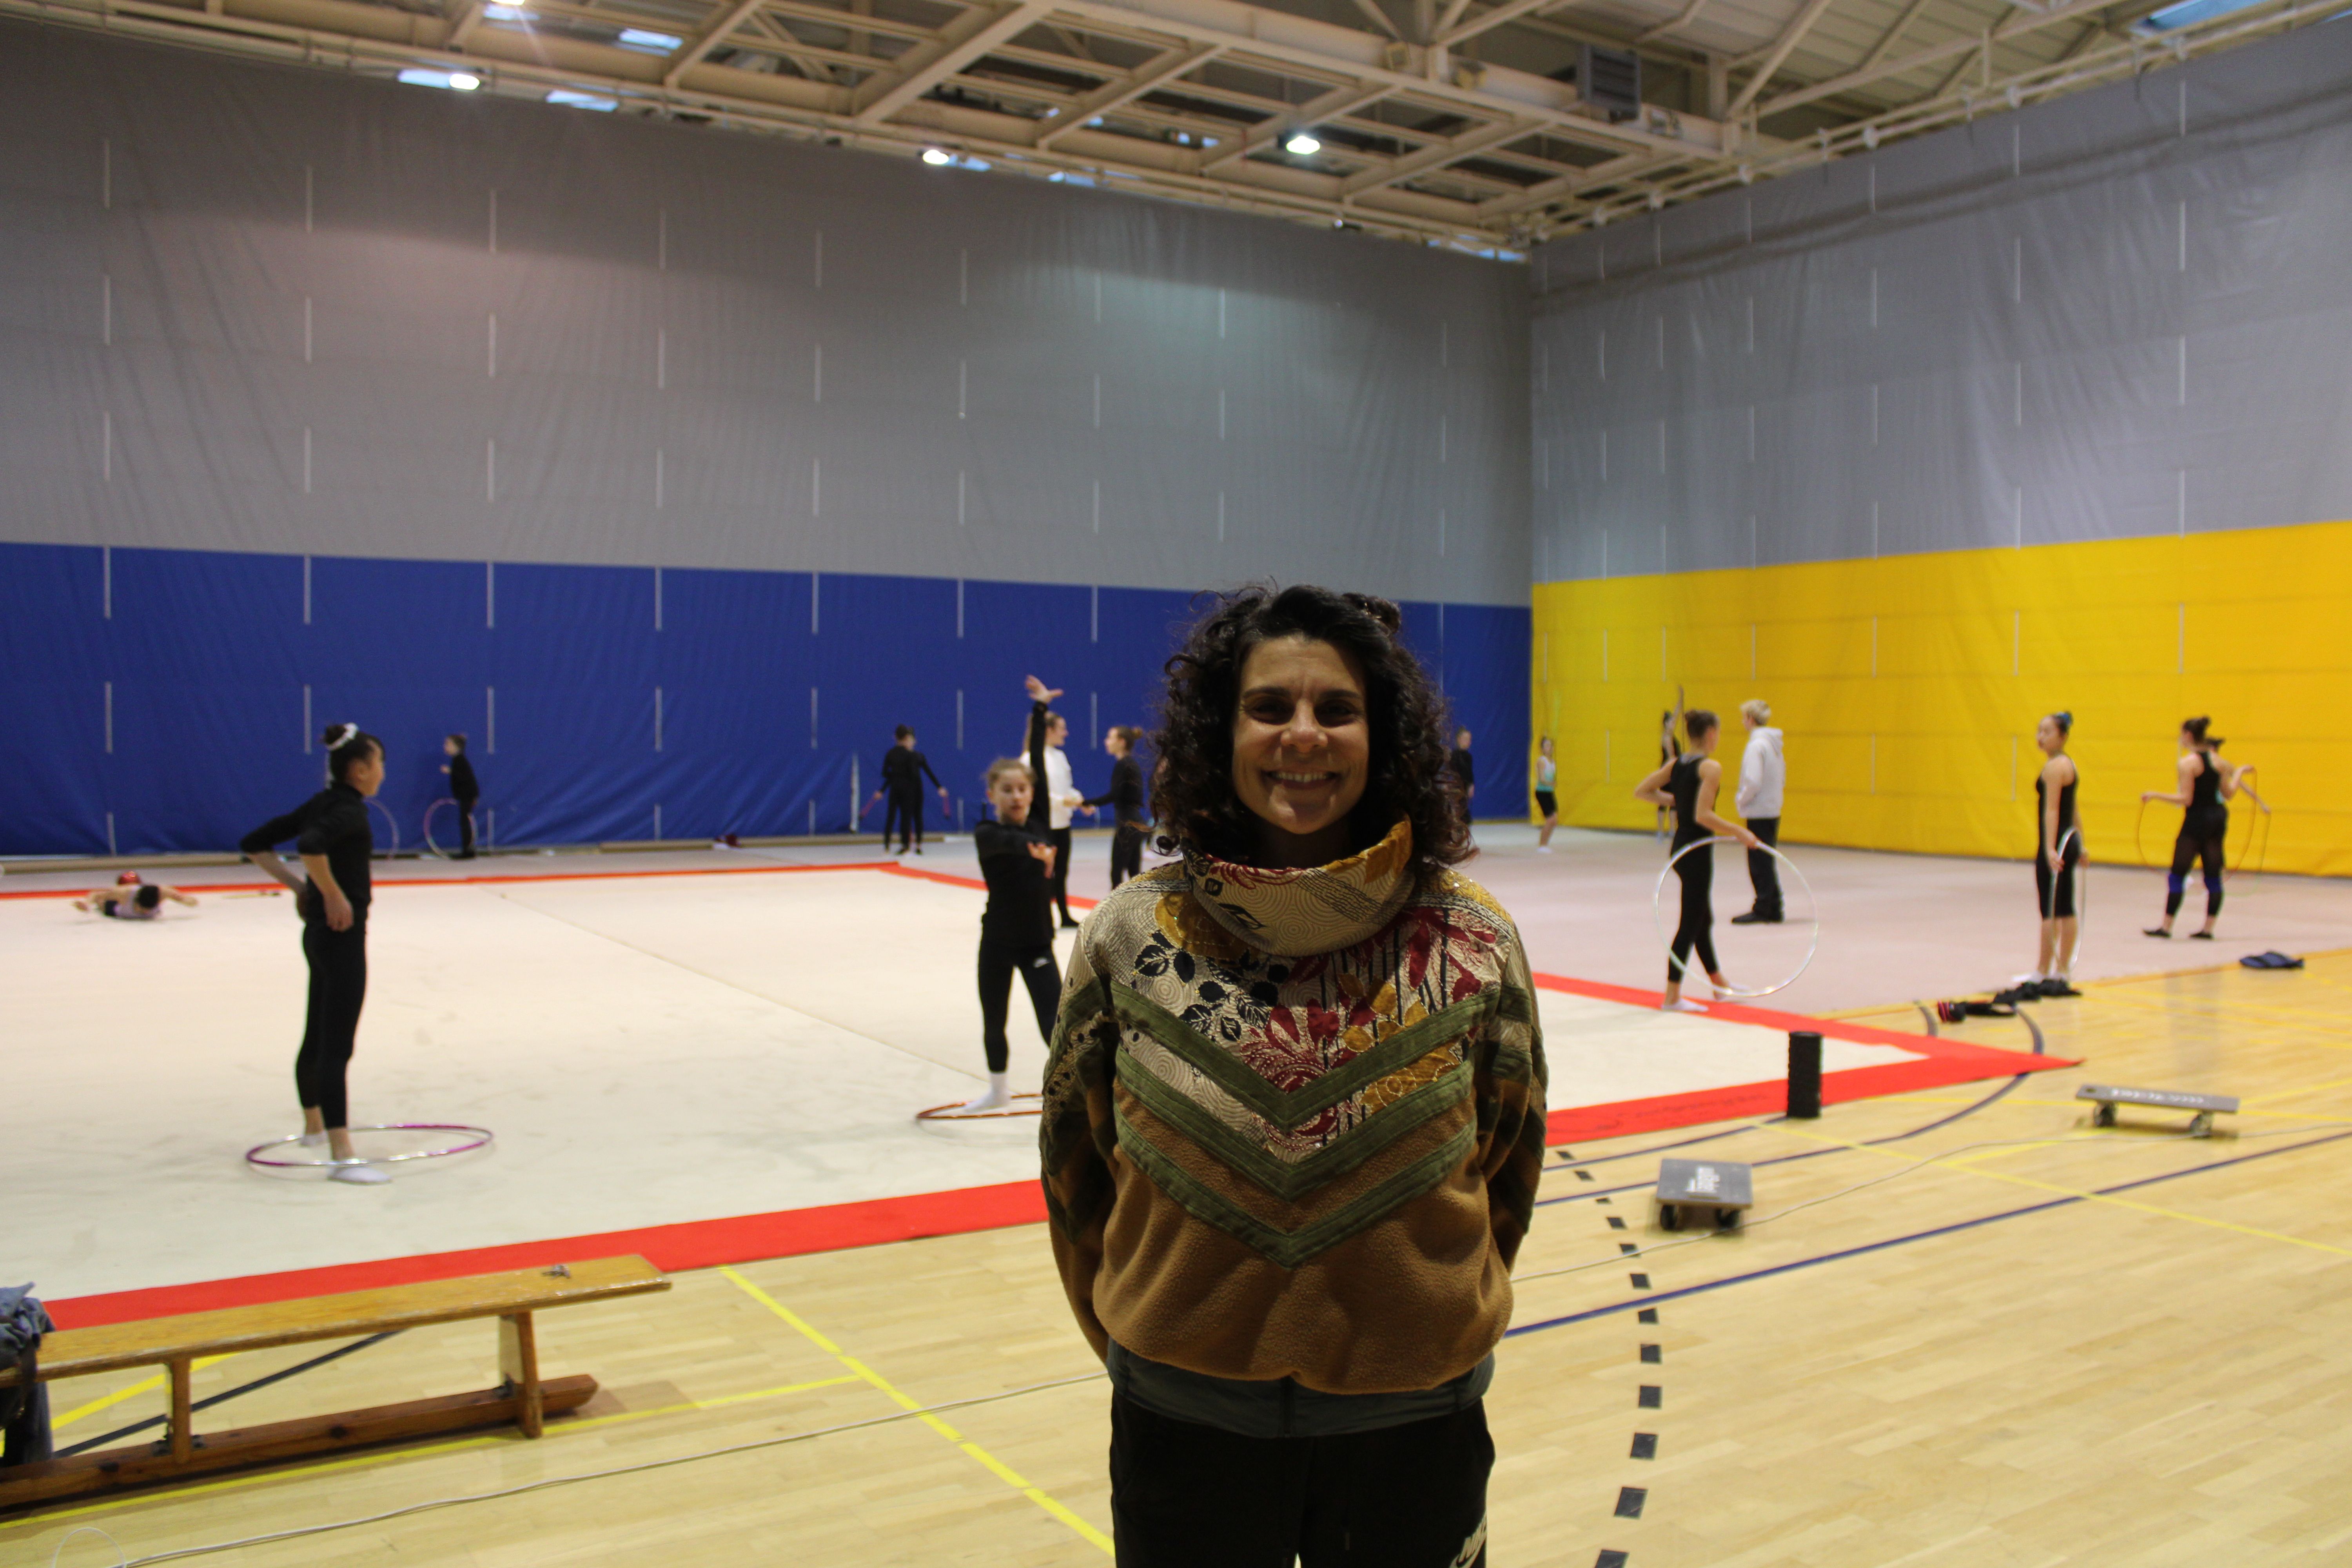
[{"left": 915, "top": 1093, "right": 1044, "bottom": 1122}]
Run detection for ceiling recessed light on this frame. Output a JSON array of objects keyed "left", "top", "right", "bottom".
[
  {"left": 922, "top": 147, "right": 953, "bottom": 166},
  {"left": 1285, "top": 132, "right": 1321, "bottom": 155},
  {"left": 448, "top": 71, "right": 482, "bottom": 90}
]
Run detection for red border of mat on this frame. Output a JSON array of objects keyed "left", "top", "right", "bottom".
[
  {"left": 39, "top": 873, "right": 2063, "bottom": 1328},
  {"left": 1529, "top": 972, "right": 2072, "bottom": 1142}
]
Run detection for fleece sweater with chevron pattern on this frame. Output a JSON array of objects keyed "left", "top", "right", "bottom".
[{"left": 1040, "top": 819, "right": 1547, "bottom": 1395}]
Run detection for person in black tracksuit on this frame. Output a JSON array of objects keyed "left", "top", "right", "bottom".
[
  {"left": 1086, "top": 725, "right": 1149, "bottom": 889},
  {"left": 866, "top": 726, "right": 950, "bottom": 853},
  {"left": 963, "top": 756, "right": 1061, "bottom": 1112},
  {"left": 2141, "top": 715, "right": 2260, "bottom": 942},
  {"left": 1633, "top": 709, "right": 1759, "bottom": 1014},
  {"left": 441, "top": 733, "right": 480, "bottom": 858},
  {"left": 242, "top": 724, "right": 392, "bottom": 1185}
]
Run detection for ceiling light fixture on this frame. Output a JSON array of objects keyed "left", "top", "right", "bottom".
[
  {"left": 1284, "top": 132, "right": 1321, "bottom": 155},
  {"left": 922, "top": 147, "right": 953, "bottom": 166},
  {"left": 448, "top": 71, "right": 482, "bottom": 90}
]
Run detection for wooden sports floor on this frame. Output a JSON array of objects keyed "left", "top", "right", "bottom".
[{"left": 11, "top": 949, "right": 2351, "bottom": 1567}]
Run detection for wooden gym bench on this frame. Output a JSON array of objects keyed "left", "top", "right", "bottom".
[
  {"left": 0, "top": 1254, "right": 669, "bottom": 1510},
  {"left": 2076, "top": 1083, "right": 2238, "bottom": 1138}
]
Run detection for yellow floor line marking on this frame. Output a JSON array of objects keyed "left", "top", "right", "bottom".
[
  {"left": 719, "top": 1265, "right": 1113, "bottom": 1555},
  {"left": 1768, "top": 1125, "right": 2352, "bottom": 1259},
  {"left": 12, "top": 1367, "right": 874, "bottom": 1528},
  {"left": 53, "top": 1355, "right": 234, "bottom": 1430},
  {"left": 2244, "top": 1075, "right": 2352, "bottom": 1105}
]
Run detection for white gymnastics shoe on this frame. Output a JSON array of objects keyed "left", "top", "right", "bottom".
[
  {"left": 1660, "top": 998, "right": 1709, "bottom": 1014},
  {"left": 330, "top": 1161, "right": 391, "bottom": 1185},
  {"left": 958, "top": 1073, "right": 1011, "bottom": 1113}
]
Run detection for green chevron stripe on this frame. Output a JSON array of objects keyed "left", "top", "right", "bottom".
[
  {"left": 1116, "top": 1046, "right": 1472, "bottom": 1202},
  {"left": 1114, "top": 1108, "right": 1478, "bottom": 1269},
  {"left": 1110, "top": 984, "right": 1499, "bottom": 1130}
]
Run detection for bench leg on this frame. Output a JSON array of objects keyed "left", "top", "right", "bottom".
[
  {"left": 167, "top": 1358, "right": 194, "bottom": 1462},
  {"left": 499, "top": 1312, "right": 543, "bottom": 1438}
]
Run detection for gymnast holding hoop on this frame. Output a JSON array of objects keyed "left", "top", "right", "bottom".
[
  {"left": 2027, "top": 711, "right": 2083, "bottom": 999},
  {"left": 2141, "top": 715, "right": 2261, "bottom": 942},
  {"left": 239, "top": 724, "right": 392, "bottom": 1185},
  {"left": 1633, "top": 708, "right": 1759, "bottom": 1014}
]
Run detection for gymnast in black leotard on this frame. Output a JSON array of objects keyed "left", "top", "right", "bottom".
[
  {"left": 2029, "top": 711, "right": 2082, "bottom": 996},
  {"left": 2141, "top": 716, "right": 2261, "bottom": 941},
  {"left": 1632, "top": 709, "right": 1759, "bottom": 1014}
]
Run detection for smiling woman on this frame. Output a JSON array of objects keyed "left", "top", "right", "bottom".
[
  {"left": 1040, "top": 584, "right": 1543, "bottom": 1567},
  {"left": 1147, "top": 585, "right": 1470, "bottom": 878}
]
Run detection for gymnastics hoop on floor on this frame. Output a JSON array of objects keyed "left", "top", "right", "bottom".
[
  {"left": 1650, "top": 835, "right": 1819, "bottom": 999},
  {"left": 422, "top": 797, "right": 478, "bottom": 859},
  {"left": 915, "top": 1093, "right": 1043, "bottom": 1122},
  {"left": 365, "top": 798, "right": 401, "bottom": 859},
  {"left": 244, "top": 1123, "right": 494, "bottom": 1169}
]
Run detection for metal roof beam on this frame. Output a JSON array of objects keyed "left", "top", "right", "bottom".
[
  {"left": 1725, "top": 0, "right": 1841, "bottom": 118},
  {"left": 1340, "top": 113, "right": 1542, "bottom": 194},
  {"left": 851, "top": 0, "right": 1056, "bottom": 123},
  {"left": 1752, "top": 0, "right": 2116, "bottom": 117},
  {"left": 1034, "top": 40, "right": 1223, "bottom": 145}
]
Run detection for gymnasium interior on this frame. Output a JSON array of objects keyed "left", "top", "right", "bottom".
[{"left": 4, "top": 0, "right": 2350, "bottom": 1557}]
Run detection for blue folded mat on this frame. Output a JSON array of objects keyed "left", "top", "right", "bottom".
[{"left": 2239, "top": 951, "right": 2305, "bottom": 970}]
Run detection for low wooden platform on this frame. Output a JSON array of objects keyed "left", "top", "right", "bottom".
[{"left": 0, "top": 1255, "right": 668, "bottom": 1510}]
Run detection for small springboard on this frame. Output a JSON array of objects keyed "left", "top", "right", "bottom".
[
  {"left": 1656, "top": 1158, "right": 1753, "bottom": 1232},
  {"left": 2076, "top": 1083, "right": 2237, "bottom": 1138}
]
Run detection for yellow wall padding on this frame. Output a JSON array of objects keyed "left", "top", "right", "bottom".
[{"left": 1529, "top": 519, "right": 2352, "bottom": 878}]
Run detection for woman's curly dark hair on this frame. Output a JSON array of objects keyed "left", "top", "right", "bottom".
[{"left": 1149, "top": 584, "right": 1470, "bottom": 880}]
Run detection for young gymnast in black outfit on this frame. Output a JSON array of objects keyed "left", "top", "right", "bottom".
[
  {"left": 1633, "top": 710, "right": 1759, "bottom": 1013},
  {"left": 441, "top": 734, "right": 480, "bottom": 858},
  {"left": 964, "top": 756, "right": 1061, "bottom": 1112},
  {"left": 1086, "top": 725, "right": 1148, "bottom": 889},
  {"left": 2028, "top": 711, "right": 2082, "bottom": 996},
  {"left": 866, "top": 725, "right": 950, "bottom": 853},
  {"left": 241, "top": 724, "right": 390, "bottom": 1184},
  {"left": 2141, "top": 716, "right": 2261, "bottom": 940}
]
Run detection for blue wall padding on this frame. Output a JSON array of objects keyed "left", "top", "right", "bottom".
[{"left": 0, "top": 542, "right": 1528, "bottom": 856}]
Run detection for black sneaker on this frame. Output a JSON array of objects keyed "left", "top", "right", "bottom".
[
  {"left": 1730, "top": 911, "right": 1766, "bottom": 925},
  {"left": 2143, "top": 927, "right": 2171, "bottom": 938}
]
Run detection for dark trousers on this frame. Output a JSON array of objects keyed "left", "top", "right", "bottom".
[
  {"left": 2167, "top": 828, "right": 2225, "bottom": 917},
  {"left": 1669, "top": 840, "right": 1718, "bottom": 986},
  {"left": 977, "top": 933, "right": 1060, "bottom": 1073},
  {"left": 1050, "top": 826, "right": 1075, "bottom": 922},
  {"left": 883, "top": 790, "right": 925, "bottom": 851},
  {"left": 1109, "top": 1394, "right": 1491, "bottom": 1568},
  {"left": 297, "top": 918, "right": 368, "bottom": 1129},
  {"left": 1110, "top": 824, "right": 1145, "bottom": 888},
  {"left": 1744, "top": 815, "right": 1781, "bottom": 916},
  {"left": 457, "top": 794, "right": 478, "bottom": 856}
]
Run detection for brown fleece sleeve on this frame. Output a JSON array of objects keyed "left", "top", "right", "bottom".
[
  {"left": 1475, "top": 932, "right": 1548, "bottom": 1270},
  {"left": 1039, "top": 933, "right": 1122, "bottom": 1360}
]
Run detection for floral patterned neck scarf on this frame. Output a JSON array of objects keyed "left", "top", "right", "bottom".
[{"left": 1181, "top": 818, "right": 1416, "bottom": 958}]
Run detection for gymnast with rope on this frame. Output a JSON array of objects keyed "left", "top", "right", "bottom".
[{"left": 2140, "top": 715, "right": 2264, "bottom": 941}]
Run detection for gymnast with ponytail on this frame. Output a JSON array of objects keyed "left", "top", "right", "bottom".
[
  {"left": 2141, "top": 717, "right": 2262, "bottom": 940},
  {"left": 239, "top": 724, "right": 391, "bottom": 1185}
]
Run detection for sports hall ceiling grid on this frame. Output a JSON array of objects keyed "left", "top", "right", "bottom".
[{"left": 0, "top": 0, "right": 2331, "bottom": 247}]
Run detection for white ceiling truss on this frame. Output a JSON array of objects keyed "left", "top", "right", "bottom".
[{"left": 1, "top": 0, "right": 2331, "bottom": 250}]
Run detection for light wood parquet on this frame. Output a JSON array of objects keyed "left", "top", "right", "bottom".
[{"left": 9, "top": 952, "right": 2352, "bottom": 1567}]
